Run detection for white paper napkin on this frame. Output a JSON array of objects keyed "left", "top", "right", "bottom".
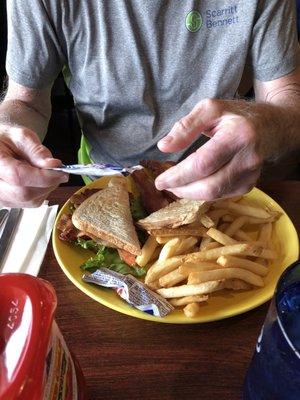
[{"left": 0, "top": 202, "right": 58, "bottom": 276}]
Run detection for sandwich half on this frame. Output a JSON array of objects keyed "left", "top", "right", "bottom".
[{"left": 72, "top": 176, "right": 141, "bottom": 256}]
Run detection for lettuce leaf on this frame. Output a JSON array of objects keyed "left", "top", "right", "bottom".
[
  {"left": 130, "top": 195, "right": 147, "bottom": 221},
  {"left": 78, "top": 241, "right": 146, "bottom": 277},
  {"left": 76, "top": 237, "right": 104, "bottom": 252}
]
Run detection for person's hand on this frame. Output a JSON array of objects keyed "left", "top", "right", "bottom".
[
  {"left": 0, "top": 125, "right": 69, "bottom": 207},
  {"left": 155, "top": 98, "right": 277, "bottom": 200}
]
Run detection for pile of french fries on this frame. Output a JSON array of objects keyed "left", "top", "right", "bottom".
[{"left": 136, "top": 196, "right": 281, "bottom": 318}]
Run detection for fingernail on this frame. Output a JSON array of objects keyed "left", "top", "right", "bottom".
[
  {"left": 44, "top": 157, "right": 57, "bottom": 163},
  {"left": 38, "top": 157, "right": 55, "bottom": 166},
  {"left": 155, "top": 178, "right": 166, "bottom": 190},
  {"left": 60, "top": 174, "right": 69, "bottom": 183},
  {"left": 160, "top": 136, "right": 173, "bottom": 145}
]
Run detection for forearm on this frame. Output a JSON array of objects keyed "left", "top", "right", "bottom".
[
  {"left": 242, "top": 100, "right": 300, "bottom": 160},
  {"left": 0, "top": 79, "right": 52, "bottom": 141},
  {"left": 212, "top": 95, "right": 300, "bottom": 161},
  {"left": 0, "top": 99, "right": 49, "bottom": 141},
  {"left": 253, "top": 75, "right": 300, "bottom": 160}
]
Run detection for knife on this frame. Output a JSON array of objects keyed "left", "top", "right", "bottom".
[
  {"left": 48, "top": 163, "right": 143, "bottom": 177},
  {"left": 0, "top": 209, "right": 9, "bottom": 229},
  {"left": 0, "top": 208, "right": 22, "bottom": 271}
]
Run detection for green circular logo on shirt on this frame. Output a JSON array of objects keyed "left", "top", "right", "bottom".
[{"left": 185, "top": 10, "right": 202, "bottom": 32}]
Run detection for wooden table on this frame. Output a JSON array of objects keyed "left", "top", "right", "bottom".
[{"left": 41, "top": 181, "right": 300, "bottom": 400}]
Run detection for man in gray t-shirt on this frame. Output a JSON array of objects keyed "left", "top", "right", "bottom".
[{"left": 1, "top": 1, "right": 300, "bottom": 206}]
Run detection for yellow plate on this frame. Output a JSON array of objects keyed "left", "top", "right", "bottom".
[{"left": 52, "top": 177, "right": 299, "bottom": 323}]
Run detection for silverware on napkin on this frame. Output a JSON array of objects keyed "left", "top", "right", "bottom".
[{"left": 0, "top": 208, "right": 22, "bottom": 271}]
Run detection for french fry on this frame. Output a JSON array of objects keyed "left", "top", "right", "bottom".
[
  {"left": 217, "top": 223, "right": 230, "bottom": 232},
  {"left": 145, "top": 255, "right": 185, "bottom": 283},
  {"left": 268, "top": 210, "right": 282, "bottom": 221},
  {"left": 246, "top": 216, "right": 278, "bottom": 224},
  {"left": 183, "top": 246, "right": 200, "bottom": 254},
  {"left": 156, "top": 235, "right": 188, "bottom": 244},
  {"left": 217, "top": 255, "right": 269, "bottom": 276},
  {"left": 179, "top": 262, "right": 222, "bottom": 275},
  {"left": 157, "top": 280, "right": 225, "bottom": 298},
  {"left": 258, "top": 248, "right": 277, "bottom": 260},
  {"left": 146, "top": 279, "right": 161, "bottom": 291},
  {"left": 199, "top": 241, "right": 220, "bottom": 251},
  {"left": 233, "top": 229, "right": 252, "bottom": 242},
  {"left": 187, "top": 268, "right": 264, "bottom": 287},
  {"left": 258, "top": 222, "right": 272, "bottom": 244},
  {"left": 256, "top": 257, "right": 269, "bottom": 266},
  {"left": 224, "top": 216, "right": 247, "bottom": 236},
  {"left": 199, "top": 236, "right": 212, "bottom": 250},
  {"left": 148, "top": 246, "right": 162, "bottom": 263},
  {"left": 222, "top": 214, "right": 234, "bottom": 222},
  {"left": 213, "top": 200, "right": 271, "bottom": 219},
  {"left": 249, "top": 242, "right": 277, "bottom": 259},
  {"left": 207, "top": 209, "right": 229, "bottom": 221},
  {"left": 159, "top": 268, "right": 188, "bottom": 288},
  {"left": 185, "top": 243, "right": 265, "bottom": 262},
  {"left": 224, "top": 279, "right": 252, "bottom": 290},
  {"left": 199, "top": 214, "right": 215, "bottom": 228},
  {"left": 158, "top": 237, "right": 180, "bottom": 261},
  {"left": 222, "top": 213, "right": 280, "bottom": 225},
  {"left": 136, "top": 236, "right": 158, "bottom": 267},
  {"left": 183, "top": 302, "right": 201, "bottom": 318},
  {"left": 169, "top": 295, "right": 209, "bottom": 307},
  {"left": 206, "top": 227, "right": 237, "bottom": 246},
  {"left": 148, "top": 226, "right": 207, "bottom": 237},
  {"left": 174, "top": 236, "right": 198, "bottom": 255}
]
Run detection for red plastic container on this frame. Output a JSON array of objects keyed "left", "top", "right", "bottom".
[{"left": 0, "top": 274, "right": 86, "bottom": 400}]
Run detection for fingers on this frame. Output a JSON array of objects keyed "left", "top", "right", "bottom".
[
  {"left": 156, "top": 99, "right": 265, "bottom": 200},
  {"left": 0, "top": 180, "right": 59, "bottom": 208},
  {"left": 0, "top": 126, "right": 68, "bottom": 187},
  {"left": 155, "top": 132, "right": 241, "bottom": 190},
  {"left": 21, "top": 140, "right": 62, "bottom": 169},
  {"left": 156, "top": 109, "right": 263, "bottom": 200},
  {"left": 164, "top": 159, "right": 262, "bottom": 201},
  {"left": 0, "top": 155, "right": 68, "bottom": 187},
  {"left": 158, "top": 99, "right": 223, "bottom": 153},
  {"left": 0, "top": 126, "right": 68, "bottom": 207},
  {"left": 1, "top": 125, "right": 62, "bottom": 167}
]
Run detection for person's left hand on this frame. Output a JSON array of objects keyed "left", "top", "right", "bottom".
[{"left": 155, "top": 98, "right": 276, "bottom": 200}]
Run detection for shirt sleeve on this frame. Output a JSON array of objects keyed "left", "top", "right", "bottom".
[
  {"left": 6, "top": 0, "right": 65, "bottom": 89},
  {"left": 249, "top": 0, "right": 300, "bottom": 81}
]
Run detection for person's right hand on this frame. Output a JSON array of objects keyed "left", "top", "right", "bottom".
[{"left": 0, "top": 125, "right": 69, "bottom": 207}]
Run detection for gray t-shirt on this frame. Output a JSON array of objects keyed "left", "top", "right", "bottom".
[{"left": 6, "top": 0, "right": 300, "bottom": 165}]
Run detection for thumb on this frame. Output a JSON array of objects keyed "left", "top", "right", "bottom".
[
  {"left": 158, "top": 98, "right": 224, "bottom": 153},
  {"left": 13, "top": 127, "right": 62, "bottom": 168}
]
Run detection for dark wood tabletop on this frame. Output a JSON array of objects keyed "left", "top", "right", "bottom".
[{"left": 41, "top": 181, "right": 300, "bottom": 400}]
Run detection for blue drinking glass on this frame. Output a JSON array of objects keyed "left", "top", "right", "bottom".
[{"left": 243, "top": 260, "right": 300, "bottom": 400}]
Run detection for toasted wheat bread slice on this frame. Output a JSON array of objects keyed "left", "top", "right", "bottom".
[
  {"left": 137, "top": 199, "right": 210, "bottom": 230},
  {"left": 72, "top": 177, "right": 141, "bottom": 255}
]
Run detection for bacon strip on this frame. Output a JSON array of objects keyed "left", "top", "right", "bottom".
[
  {"left": 140, "top": 159, "right": 176, "bottom": 178},
  {"left": 131, "top": 169, "right": 170, "bottom": 214},
  {"left": 56, "top": 213, "right": 80, "bottom": 242},
  {"left": 70, "top": 188, "right": 100, "bottom": 208},
  {"left": 140, "top": 160, "right": 178, "bottom": 202}
]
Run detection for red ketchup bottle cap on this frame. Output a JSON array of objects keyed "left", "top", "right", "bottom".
[{"left": 0, "top": 273, "right": 56, "bottom": 400}]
